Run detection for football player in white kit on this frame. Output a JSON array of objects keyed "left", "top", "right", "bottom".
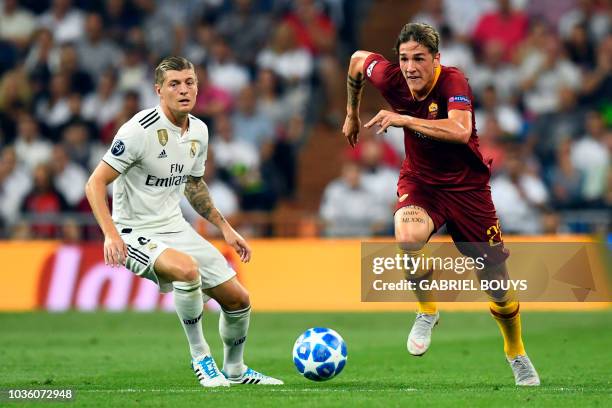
[{"left": 85, "top": 56, "right": 283, "bottom": 387}]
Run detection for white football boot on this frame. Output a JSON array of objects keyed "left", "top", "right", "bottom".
[
  {"left": 191, "top": 355, "right": 230, "bottom": 387},
  {"left": 223, "top": 367, "right": 284, "bottom": 385},
  {"left": 507, "top": 355, "right": 540, "bottom": 386},
  {"left": 407, "top": 312, "right": 440, "bottom": 356}
]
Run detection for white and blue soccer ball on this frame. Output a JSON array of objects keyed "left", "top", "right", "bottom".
[{"left": 292, "top": 327, "right": 347, "bottom": 381}]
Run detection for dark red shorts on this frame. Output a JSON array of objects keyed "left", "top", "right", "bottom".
[{"left": 395, "top": 179, "right": 509, "bottom": 265}]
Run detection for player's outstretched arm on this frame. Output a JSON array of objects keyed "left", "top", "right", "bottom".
[
  {"left": 184, "top": 176, "right": 251, "bottom": 262},
  {"left": 85, "top": 161, "right": 127, "bottom": 267},
  {"left": 365, "top": 109, "right": 472, "bottom": 144},
  {"left": 343, "top": 50, "right": 372, "bottom": 147}
]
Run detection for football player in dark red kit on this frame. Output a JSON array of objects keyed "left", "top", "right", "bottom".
[{"left": 343, "top": 22, "right": 540, "bottom": 386}]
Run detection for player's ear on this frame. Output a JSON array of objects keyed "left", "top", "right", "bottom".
[
  {"left": 154, "top": 83, "right": 161, "bottom": 96},
  {"left": 433, "top": 52, "right": 441, "bottom": 66}
]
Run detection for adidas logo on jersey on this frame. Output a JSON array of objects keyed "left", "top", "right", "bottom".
[{"left": 158, "top": 149, "right": 167, "bottom": 158}]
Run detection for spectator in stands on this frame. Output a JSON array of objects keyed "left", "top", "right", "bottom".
[
  {"left": 478, "top": 116, "right": 508, "bottom": 175},
  {"left": 0, "top": 0, "right": 37, "bottom": 51},
  {"left": 60, "top": 122, "right": 93, "bottom": 170},
  {"left": 345, "top": 120, "right": 401, "bottom": 169},
  {"left": 56, "top": 43, "right": 94, "bottom": 95},
  {"left": 50, "top": 143, "right": 87, "bottom": 207},
  {"left": 82, "top": 70, "right": 123, "bottom": 130},
  {"left": 257, "top": 22, "right": 313, "bottom": 115},
  {"left": 0, "top": 146, "right": 32, "bottom": 231},
  {"left": 35, "top": 72, "right": 71, "bottom": 129},
  {"left": 549, "top": 139, "right": 584, "bottom": 209},
  {"left": 38, "top": 0, "right": 85, "bottom": 45},
  {"left": 100, "top": 90, "right": 141, "bottom": 145},
  {"left": 13, "top": 113, "right": 52, "bottom": 172},
  {"left": 439, "top": 25, "right": 476, "bottom": 76},
  {"left": 20, "top": 162, "right": 69, "bottom": 238},
  {"left": 570, "top": 111, "right": 610, "bottom": 206},
  {"left": 0, "top": 68, "right": 33, "bottom": 140},
  {"left": 23, "top": 28, "right": 56, "bottom": 93},
  {"left": 519, "top": 33, "right": 582, "bottom": 115},
  {"left": 215, "top": 0, "right": 272, "bottom": 68},
  {"left": 102, "top": 0, "right": 141, "bottom": 43},
  {"left": 255, "top": 68, "right": 293, "bottom": 127},
  {"left": 206, "top": 35, "right": 250, "bottom": 97},
  {"left": 359, "top": 138, "right": 398, "bottom": 226},
  {"left": 442, "top": 0, "right": 496, "bottom": 40},
  {"left": 192, "top": 64, "right": 233, "bottom": 122},
  {"left": 564, "top": 22, "right": 597, "bottom": 69},
  {"left": 558, "top": 0, "right": 610, "bottom": 44},
  {"left": 77, "top": 12, "right": 122, "bottom": 80},
  {"left": 212, "top": 113, "right": 260, "bottom": 180},
  {"left": 283, "top": 0, "right": 343, "bottom": 122},
  {"left": 530, "top": 87, "right": 584, "bottom": 168},
  {"left": 232, "top": 84, "right": 275, "bottom": 149},
  {"left": 581, "top": 34, "right": 612, "bottom": 109},
  {"left": 469, "top": 40, "right": 519, "bottom": 103},
  {"left": 474, "top": 84, "right": 523, "bottom": 137},
  {"left": 320, "top": 160, "right": 387, "bottom": 237},
  {"left": 472, "top": 0, "right": 529, "bottom": 61},
  {"left": 211, "top": 114, "right": 276, "bottom": 211},
  {"left": 491, "top": 148, "right": 549, "bottom": 234},
  {"left": 412, "top": 0, "right": 446, "bottom": 31}
]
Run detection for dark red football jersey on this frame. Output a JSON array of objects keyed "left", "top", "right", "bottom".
[{"left": 363, "top": 53, "right": 491, "bottom": 190}]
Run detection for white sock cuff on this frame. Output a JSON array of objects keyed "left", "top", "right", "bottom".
[
  {"left": 221, "top": 305, "right": 251, "bottom": 318},
  {"left": 173, "top": 278, "right": 202, "bottom": 292}
]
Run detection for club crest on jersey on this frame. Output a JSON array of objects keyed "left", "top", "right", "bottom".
[
  {"left": 190, "top": 142, "right": 197, "bottom": 158},
  {"left": 111, "top": 140, "right": 125, "bottom": 156},
  {"left": 366, "top": 60, "right": 378, "bottom": 77},
  {"left": 428, "top": 102, "right": 438, "bottom": 119},
  {"left": 157, "top": 129, "right": 168, "bottom": 146}
]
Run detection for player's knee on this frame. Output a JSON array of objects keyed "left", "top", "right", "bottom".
[
  {"left": 177, "top": 257, "right": 199, "bottom": 282},
  {"left": 223, "top": 289, "right": 250, "bottom": 311},
  {"left": 396, "top": 230, "right": 427, "bottom": 252}
]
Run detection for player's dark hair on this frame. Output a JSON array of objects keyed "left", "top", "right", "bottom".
[
  {"left": 154, "top": 56, "right": 195, "bottom": 86},
  {"left": 394, "top": 22, "right": 440, "bottom": 55}
]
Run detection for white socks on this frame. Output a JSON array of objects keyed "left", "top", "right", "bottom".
[
  {"left": 173, "top": 279, "right": 210, "bottom": 359},
  {"left": 219, "top": 305, "right": 251, "bottom": 377}
]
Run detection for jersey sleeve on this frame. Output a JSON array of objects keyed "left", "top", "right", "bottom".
[
  {"left": 363, "top": 53, "right": 396, "bottom": 93},
  {"left": 440, "top": 70, "right": 473, "bottom": 112},
  {"left": 102, "top": 122, "right": 146, "bottom": 173},
  {"left": 190, "top": 122, "right": 209, "bottom": 177}
]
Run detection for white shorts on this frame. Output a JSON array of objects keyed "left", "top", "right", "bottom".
[{"left": 119, "top": 226, "right": 236, "bottom": 293}]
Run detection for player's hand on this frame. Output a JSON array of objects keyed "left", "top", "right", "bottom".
[
  {"left": 364, "top": 110, "right": 408, "bottom": 134},
  {"left": 104, "top": 232, "right": 127, "bottom": 268},
  {"left": 342, "top": 114, "right": 361, "bottom": 147},
  {"left": 222, "top": 226, "right": 252, "bottom": 263}
]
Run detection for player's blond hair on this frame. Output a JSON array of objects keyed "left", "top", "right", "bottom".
[
  {"left": 394, "top": 22, "right": 440, "bottom": 55},
  {"left": 154, "top": 56, "right": 195, "bottom": 86}
]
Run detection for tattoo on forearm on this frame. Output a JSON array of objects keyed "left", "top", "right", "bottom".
[
  {"left": 184, "top": 176, "right": 226, "bottom": 226},
  {"left": 347, "top": 74, "right": 364, "bottom": 109}
]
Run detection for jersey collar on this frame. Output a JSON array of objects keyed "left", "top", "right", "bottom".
[
  {"left": 410, "top": 65, "right": 442, "bottom": 101},
  {"left": 158, "top": 105, "right": 191, "bottom": 138}
]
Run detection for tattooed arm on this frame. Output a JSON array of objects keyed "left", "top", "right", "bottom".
[
  {"left": 342, "top": 50, "right": 372, "bottom": 147},
  {"left": 184, "top": 175, "right": 227, "bottom": 228},
  {"left": 184, "top": 175, "right": 251, "bottom": 262}
]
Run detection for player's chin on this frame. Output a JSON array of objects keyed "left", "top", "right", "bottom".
[{"left": 176, "top": 102, "right": 194, "bottom": 112}]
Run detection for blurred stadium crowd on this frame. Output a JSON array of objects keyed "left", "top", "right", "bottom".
[{"left": 0, "top": 0, "right": 610, "bottom": 240}]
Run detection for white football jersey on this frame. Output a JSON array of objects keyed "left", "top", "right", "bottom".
[{"left": 102, "top": 106, "right": 209, "bottom": 232}]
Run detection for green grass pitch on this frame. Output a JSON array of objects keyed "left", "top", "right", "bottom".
[{"left": 0, "top": 311, "right": 610, "bottom": 407}]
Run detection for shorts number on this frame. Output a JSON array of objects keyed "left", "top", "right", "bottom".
[
  {"left": 486, "top": 221, "right": 503, "bottom": 246},
  {"left": 138, "top": 237, "right": 150, "bottom": 245}
]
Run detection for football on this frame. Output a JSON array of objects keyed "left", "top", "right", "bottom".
[{"left": 292, "top": 327, "right": 347, "bottom": 381}]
